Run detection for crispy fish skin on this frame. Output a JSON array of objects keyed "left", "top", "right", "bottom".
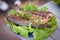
[
  {"left": 7, "top": 15, "right": 29, "bottom": 26},
  {"left": 7, "top": 11, "right": 53, "bottom": 28}
]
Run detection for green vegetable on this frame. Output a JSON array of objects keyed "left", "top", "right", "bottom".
[
  {"left": 7, "top": 21, "right": 29, "bottom": 37},
  {"left": 33, "top": 29, "right": 47, "bottom": 40},
  {"left": 19, "top": 13, "right": 30, "bottom": 19},
  {"left": 45, "top": 16, "right": 57, "bottom": 34},
  {"left": 20, "top": 3, "right": 38, "bottom": 12},
  {"left": 52, "top": 0, "right": 60, "bottom": 6},
  {"left": 8, "top": 10, "right": 18, "bottom": 16},
  {"left": 20, "top": 3, "right": 48, "bottom": 12},
  {"left": 46, "top": 16, "right": 57, "bottom": 27},
  {"left": 38, "top": 6, "right": 48, "bottom": 11},
  {"left": 17, "top": 26, "right": 29, "bottom": 37},
  {"left": 28, "top": 23, "right": 35, "bottom": 32}
]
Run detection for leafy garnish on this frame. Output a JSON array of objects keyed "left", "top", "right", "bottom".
[
  {"left": 20, "top": 3, "right": 38, "bottom": 12},
  {"left": 7, "top": 20, "right": 29, "bottom": 37},
  {"left": 46, "top": 16, "right": 57, "bottom": 27},
  {"left": 19, "top": 13, "right": 30, "bottom": 19},
  {"left": 20, "top": 3, "right": 48, "bottom": 12},
  {"left": 38, "top": 6, "right": 48, "bottom": 11},
  {"left": 33, "top": 29, "right": 47, "bottom": 40},
  {"left": 8, "top": 10, "right": 18, "bottom": 16}
]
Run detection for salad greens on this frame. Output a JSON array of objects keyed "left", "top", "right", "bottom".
[
  {"left": 8, "top": 10, "right": 18, "bottom": 16},
  {"left": 20, "top": 3, "right": 38, "bottom": 12},
  {"left": 19, "top": 13, "right": 30, "bottom": 19},
  {"left": 20, "top": 3, "right": 48, "bottom": 12},
  {"left": 33, "top": 29, "right": 47, "bottom": 40},
  {"left": 7, "top": 3, "right": 57, "bottom": 40},
  {"left": 7, "top": 20, "right": 29, "bottom": 37},
  {"left": 46, "top": 16, "right": 57, "bottom": 27},
  {"left": 38, "top": 6, "right": 48, "bottom": 11}
]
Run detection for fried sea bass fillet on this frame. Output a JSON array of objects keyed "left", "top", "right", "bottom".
[{"left": 7, "top": 11, "right": 53, "bottom": 28}]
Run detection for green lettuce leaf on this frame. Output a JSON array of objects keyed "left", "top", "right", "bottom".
[
  {"left": 33, "top": 29, "right": 47, "bottom": 40},
  {"left": 20, "top": 3, "right": 48, "bottom": 12}
]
